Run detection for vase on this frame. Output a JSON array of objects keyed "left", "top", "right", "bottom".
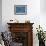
[{"left": 39, "top": 40, "right": 45, "bottom": 46}]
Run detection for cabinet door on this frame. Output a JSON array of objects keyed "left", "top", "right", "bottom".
[
  {"left": 11, "top": 32, "right": 28, "bottom": 46},
  {"left": 11, "top": 31, "right": 33, "bottom": 46}
]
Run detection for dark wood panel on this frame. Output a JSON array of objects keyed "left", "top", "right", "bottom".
[{"left": 7, "top": 23, "right": 34, "bottom": 46}]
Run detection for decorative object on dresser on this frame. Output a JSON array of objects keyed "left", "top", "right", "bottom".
[
  {"left": 9, "top": 19, "right": 19, "bottom": 23},
  {"left": 7, "top": 22, "right": 34, "bottom": 46}
]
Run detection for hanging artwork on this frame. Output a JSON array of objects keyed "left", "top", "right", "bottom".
[{"left": 14, "top": 5, "right": 27, "bottom": 15}]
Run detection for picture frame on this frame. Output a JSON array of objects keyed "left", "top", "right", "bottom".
[{"left": 14, "top": 5, "right": 27, "bottom": 15}]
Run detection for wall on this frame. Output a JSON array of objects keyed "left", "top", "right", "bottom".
[
  {"left": 2, "top": 0, "right": 40, "bottom": 30},
  {"left": 40, "top": 0, "right": 46, "bottom": 31},
  {"left": 40, "top": 0, "right": 46, "bottom": 13},
  {"left": 0, "top": 0, "right": 2, "bottom": 32}
]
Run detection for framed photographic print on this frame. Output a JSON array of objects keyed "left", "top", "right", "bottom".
[{"left": 14, "top": 5, "right": 27, "bottom": 15}]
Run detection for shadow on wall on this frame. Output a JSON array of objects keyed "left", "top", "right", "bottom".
[
  {"left": 0, "top": 0, "right": 2, "bottom": 32},
  {"left": 40, "top": 0, "right": 46, "bottom": 13}
]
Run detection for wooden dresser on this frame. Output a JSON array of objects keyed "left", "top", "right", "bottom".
[{"left": 7, "top": 23, "right": 34, "bottom": 46}]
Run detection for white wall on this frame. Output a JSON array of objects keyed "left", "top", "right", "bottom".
[
  {"left": 2, "top": 0, "right": 40, "bottom": 30},
  {"left": 40, "top": 0, "right": 46, "bottom": 31},
  {"left": 40, "top": 0, "right": 46, "bottom": 13}
]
